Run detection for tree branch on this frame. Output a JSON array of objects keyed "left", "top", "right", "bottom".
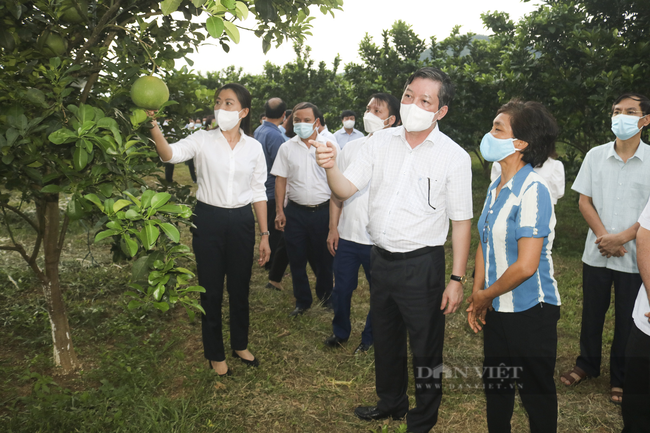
[
  {"left": 57, "top": 214, "right": 70, "bottom": 258},
  {"left": 74, "top": 0, "right": 125, "bottom": 64},
  {"left": 0, "top": 202, "right": 40, "bottom": 234}
]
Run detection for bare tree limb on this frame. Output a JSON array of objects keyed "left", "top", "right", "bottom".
[{"left": 0, "top": 202, "right": 40, "bottom": 234}]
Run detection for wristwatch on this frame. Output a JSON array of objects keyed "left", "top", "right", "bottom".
[
  {"left": 450, "top": 274, "right": 467, "bottom": 284},
  {"left": 260, "top": 231, "right": 270, "bottom": 236}
]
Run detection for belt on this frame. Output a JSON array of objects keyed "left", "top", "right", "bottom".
[
  {"left": 289, "top": 200, "right": 330, "bottom": 212},
  {"left": 374, "top": 246, "right": 438, "bottom": 261}
]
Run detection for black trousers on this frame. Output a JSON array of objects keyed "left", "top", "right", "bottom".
[
  {"left": 622, "top": 323, "right": 650, "bottom": 433},
  {"left": 283, "top": 202, "right": 333, "bottom": 309},
  {"left": 192, "top": 202, "right": 255, "bottom": 362},
  {"left": 370, "top": 246, "right": 445, "bottom": 433},
  {"left": 483, "top": 303, "right": 560, "bottom": 433},
  {"left": 165, "top": 160, "right": 197, "bottom": 183},
  {"left": 576, "top": 264, "right": 641, "bottom": 387}
]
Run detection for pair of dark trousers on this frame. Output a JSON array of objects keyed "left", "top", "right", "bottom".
[
  {"left": 283, "top": 201, "right": 333, "bottom": 308},
  {"left": 192, "top": 202, "right": 254, "bottom": 362},
  {"left": 576, "top": 264, "right": 641, "bottom": 387},
  {"left": 370, "top": 246, "right": 445, "bottom": 433},
  {"left": 331, "top": 239, "right": 373, "bottom": 346},
  {"left": 622, "top": 323, "right": 650, "bottom": 433},
  {"left": 165, "top": 160, "right": 196, "bottom": 183},
  {"left": 483, "top": 303, "right": 560, "bottom": 433}
]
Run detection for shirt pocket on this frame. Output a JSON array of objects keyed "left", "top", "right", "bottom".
[{"left": 415, "top": 173, "right": 443, "bottom": 214}]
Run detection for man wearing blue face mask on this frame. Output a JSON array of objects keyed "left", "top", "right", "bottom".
[
  {"left": 562, "top": 93, "right": 650, "bottom": 406},
  {"left": 271, "top": 102, "right": 341, "bottom": 317}
]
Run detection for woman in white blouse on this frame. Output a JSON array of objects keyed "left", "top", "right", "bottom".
[{"left": 149, "top": 83, "right": 271, "bottom": 376}]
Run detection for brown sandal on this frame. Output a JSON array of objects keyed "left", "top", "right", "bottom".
[
  {"left": 560, "top": 366, "right": 589, "bottom": 386},
  {"left": 610, "top": 387, "right": 623, "bottom": 405}
]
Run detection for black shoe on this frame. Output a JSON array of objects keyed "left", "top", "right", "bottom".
[
  {"left": 324, "top": 334, "right": 348, "bottom": 347},
  {"left": 353, "top": 342, "right": 372, "bottom": 355},
  {"left": 265, "top": 282, "right": 282, "bottom": 291},
  {"left": 232, "top": 350, "right": 259, "bottom": 367},
  {"left": 289, "top": 306, "right": 308, "bottom": 317},
  {"left": 208, "top": 360, "right": 232, "bottom": 377},
  {"left": 354, "top": 406, "right": 406, "bottom": 421}
]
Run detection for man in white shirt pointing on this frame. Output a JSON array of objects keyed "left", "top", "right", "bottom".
[{"left": 314, "top": 67, "right": 472, "bottom": 433}]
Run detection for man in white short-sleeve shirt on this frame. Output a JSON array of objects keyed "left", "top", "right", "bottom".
[
  {"left": 323, "top": 92, "right": 401, "bottom": 355},
  {"left": 315, "top": 67, "right": 472, "bottom": 433},
  {"left": 562, "top": 93, "right": 650, "bottom": 405},
  {"left": 271, "top": 102, "right": 341, "bottom": 317}
]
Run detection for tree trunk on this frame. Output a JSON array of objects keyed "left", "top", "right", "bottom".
[{"left": 41, "top": 196, "right": 79, "bottom": 372}]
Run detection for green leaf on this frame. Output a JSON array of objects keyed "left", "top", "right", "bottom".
[
  {"left": 73, "top": 147, "right": 88, "bottom": 171},
  {"left": 151, "top": 192, "right": 171, "bottom": 209},
  {"left": 113, "top": 199, "right": 132, "bottom": 213},
  {"left": 141, "top": 189, "right": 155, "bottom": 208},
  {"left": 98, "top": 183, "right": 113, "bottom": 198},
  {"left": 153, "top": 302, "right": 170, "bottom": 312},
  {"left": 161, "top": 0, "right": 183, "bottom": 16},
  {"left": 122, "top": 234, "right": 138, "bottom": 258},
  {"left": 223, "top": 21, "right": 240, "bottom": 44},
  {"left": 130, "top": 109, "right": 148, "bottom": 126},
  {"left": 175, "top": 267, "right": 195, "bottom": 276},
  {"left": 40, "top": 184, "right": 63, "bottom": 193},
  {"left": 49, "top": 128, "right": 77, "bottom": 145},
  {"left": 66, "top": 197, "right": 84, "bottom": 220},
  {"left": 153, "top": 283, "right": 165, "bottom": 300},
  {"left": 170, "top": 245, "right": 191, "bottom": 254},
  {"left": 94, "top": 229, "right": 119, "bottom": 243},
  {"left": 192, "top": 0, "right": 207, "bottom": 6},
  {"left": 25, "top": 88, "right": 46, "bottom": 106},
  {"left": 125, "top": 209, "right": 141, "bottom": 220},
  {"left": 160, "top": 223, "right": 180, "bottom": 243},
  {"left": 127, "top": 300, "right": 143, "bottom": 310},
  {"left": 142, "top": 223, "right": 160, "bottom": 250},
  {"left": 84, "top": 193, "right": 104, "bottom": 211},
  {"left": 78, "top": 104, "right": 95, "bottom": 123},
  {"left": 206, "top": 16, "right": 224, "bottom": 38},
  {"left": 132, "top": 252, "right": 164, "bottom": 283},
  {"left": 122, "top": 190, "right": 141, "bottom": 207},
  {"left": 157, "top": 204, "right": 183, "bottom": 213},
  {"left": 235, "top": 1, "right": 248, "bottom": 19},
  {"left": 222, "top": 0, "right": 236, "bottom": 9},
  {"left": 183, "top": 285, "right": 206, "bottom": 293}
]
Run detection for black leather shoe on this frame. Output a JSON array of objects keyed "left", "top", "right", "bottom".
[
  {"left": 208, "top": 360, "right": 232, "bottom": 376},
  {"left": 324, "top": 334, "right": 348, "bottom": 347},
  {"left": 289, "top": 306, "right": 308, "bottom": 317},
  {"left": 353, "top": 342, "right": 372, "bottom": 355},
  {"left": 354, "top": 406, "right": 406, "bottom": 421},
  {"left": 232, "top": 350, "right": 259, "bottom": 367}
]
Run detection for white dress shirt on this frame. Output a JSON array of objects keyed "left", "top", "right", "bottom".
[
  {"left": 165, "top": 128, "right": 267, "bottom": 208},
  {"left": 491, "top": 157, "right": 565, "bottom": 204},
  {"left": 343, "top": 125, "right": 473, "bottom": 252},
  {"left": 337, "top": 136, "right": 372, "bottom": 245},
  {"left": 271, "top": 134, "right": 340, "bottom": 206}
]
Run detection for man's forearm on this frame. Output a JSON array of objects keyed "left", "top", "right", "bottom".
[
  {"left": 325, "top": 165, "right": 358, "bottom": 201},
  {"left": 450, "top": 220, "right": 471, "bottom": 278},
  {"left": 274, "top": 177, "right": 287, "bottom": 214},
  {"left": 329, "top": 195, "right": 343, "bottom": 231},
  {"left": 578, "top": 194, "right": 608, "bottom": 237}
]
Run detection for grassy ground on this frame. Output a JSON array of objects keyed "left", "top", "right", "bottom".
[{"left": 0, "top": 161, "right": 625, "bottom": 432}]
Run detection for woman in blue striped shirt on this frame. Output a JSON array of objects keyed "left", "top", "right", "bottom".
[{"left": 467, "top": 100, "right": 561, "bottom": 433}]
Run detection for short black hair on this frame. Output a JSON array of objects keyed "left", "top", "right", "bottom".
[
  {"left": 340, "top": 110, "right": 356, "bottom": 119},
  {"left": 497, "top": 99, "right": 559, "bottom": 168},
  {"left": 318, "top": 114, "right": 326, "bottom": 127},
  {"left": 403, "top": 67, "right": 455, "bottom": 109},
  {"left": 292, "top": 102, "right": 322, "bottom": 124},
  {"left": 265, "top": 97, "right": 287, "bottom": 119},
  {"left": 370, "top": 93, "right": 401, "bottom": 127},
  {"left": 612, "top": 93, "right": 650, "bottom": 116}
]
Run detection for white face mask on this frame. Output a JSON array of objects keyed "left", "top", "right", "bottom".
[
  {"left": 215, "top": 109, "right": 243, "bottom": 132},
  {"left": 363, "top": 112, "right": 390, "bottom": 134},
  {"left": 343, "top": 119, "right": 355, "bottom": 129},
  {"left": 400, "top": 103, "right": 440, "bottom": 132}
]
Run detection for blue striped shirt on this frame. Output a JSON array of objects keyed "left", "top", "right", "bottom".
[{"left": 478, "top": 164, "right": 561, "bottom": 313}]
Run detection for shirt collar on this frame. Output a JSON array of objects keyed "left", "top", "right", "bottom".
[
  {"left": 393, "top": 124, "right": 441, "bottom": 148},
  {"left": 262, "top": 120, "right": 280, "bottom": 131},
  {"left": 606, "top": 139, "right": 647, "bottom": 162},
  {"left": 489, "top": 163, "right": 534, "bottom": 197}
]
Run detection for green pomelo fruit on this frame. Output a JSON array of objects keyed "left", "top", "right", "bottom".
[
  {"left": 130, "top": 76, "right": 170, "bottom": 110},
  {"left": 42, "top": 33, "right": 68, "bottom": 57},
  {"left": 60, "top": 0, "right": 88, "bottom": 24}
]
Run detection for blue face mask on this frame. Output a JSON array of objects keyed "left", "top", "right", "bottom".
[
  {"left": 479, "top": 132, "right": 518, "bottom": 162},
  {"left": 293, "top": 122, "right": 315, "bottom": 139},
  {"left": 611, "top": 114, "right": 645, "bottom": 140}
]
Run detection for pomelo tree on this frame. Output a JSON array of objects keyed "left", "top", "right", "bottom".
[{"left": 0, "top": 0, "right": 343, "bottom": 373}]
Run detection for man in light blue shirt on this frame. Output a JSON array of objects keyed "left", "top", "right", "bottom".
[
  {"left": 562, "top": 93, "right": 650, "bottom": 405},
  {"left": 333, "top": 110, "right": 364, "bottom": 148}
]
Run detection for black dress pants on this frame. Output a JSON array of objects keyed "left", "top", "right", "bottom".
[
  {"left": 576, "top": 264, "right": 641, "bottom": 387},
  {"left": 283, "top": 201, "right": 332, "bottom": 309},
  {"left": 370, "top": 246, "right": 445, "bottom": 433},
  {"left": 622, "top": 323, "right": 650, "bottom": 433},
  {"left": 483, "top": 303, "right": 560, "bottom": 433},
  {"left": 192, "top": 202, "right": 255, "bottom": 362}
]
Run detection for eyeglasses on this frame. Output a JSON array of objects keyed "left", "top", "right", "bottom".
[
  {"left": 427, "top": 178, "right": 436, "bottom": 210},
  {"left": 612, "top": 109, "right": 644, "bottom": 117}
]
